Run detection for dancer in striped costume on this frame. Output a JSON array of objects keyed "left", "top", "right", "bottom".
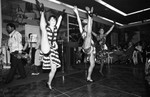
[
  {"left": 41, "top": 25, "right": 61, "bottom": 70},
  {"left": 36, "top": 0, "right": 64, "bottom": 90}
]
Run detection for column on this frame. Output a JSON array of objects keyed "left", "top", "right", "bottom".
[{"left": 0, "top": 0, "right": 2, "bottom": 48}]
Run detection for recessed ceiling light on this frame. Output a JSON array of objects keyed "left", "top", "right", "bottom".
[
  {"left": 95, "top": 0, "right": 150, "bottom": 16},
  {"left": 47, "top": 0, "right": 123, "bottom": 26},
  {"left": 95, "top": 0, "right": 127, "bottom": 16}
]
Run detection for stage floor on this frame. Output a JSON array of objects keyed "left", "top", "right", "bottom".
[{"left": 0, "top": 62, "right": 149, "bottom": 97}]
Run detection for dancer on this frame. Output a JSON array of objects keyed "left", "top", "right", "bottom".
[
  {"left": 92, "top": 24, "right": 114, "bottom": 75},
  {"left": 35, "top": 0, "right": 64, "bottom": 89},
  {"left": 73, "top": 6, "right": 95, "bottom": 82}
]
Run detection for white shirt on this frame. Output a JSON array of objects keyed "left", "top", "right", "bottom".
[{"left": 8, "top": 30, "right": 23, "bottom": 53}]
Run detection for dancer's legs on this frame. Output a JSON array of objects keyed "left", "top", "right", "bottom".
[
  {"left": 47, "top": 59, "right": 57, "bottom": 89},
  {"left": 87, "top": 53, "right": 95, "bottom": 81},
  {"left": 83, "top": 23, "right": 91, "bottom": 49},
  {"left": 40, "top": 12, "right": 50, "bottom": 54},
  {"left": 36, "top": 0, "right": 50, "bottom": 54},
  {"left": 99, "top": 61, "right": 104, "bottom": 75},
  {"left": 86, "top": 7, "right": 95, "bottom": 81},
  {"left": 83, "top": 13, "right": 92, "bottom": 50},
  {"left": 40, "top": 31, "right": 50, "bottom": 54}
]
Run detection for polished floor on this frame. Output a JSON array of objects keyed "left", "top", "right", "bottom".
[{"left": 0, "top": 62, "right": 149, "bottom": 97}]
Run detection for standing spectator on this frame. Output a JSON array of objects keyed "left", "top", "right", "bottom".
[
  {"left": 5, "top": 23, "right": 26, "bottom": 84},
  {"left": 23, "top": 33, "right": 40, "bottom": 75},
  {"left": 132, "top": 42, "right": 143, "bottom": 65}
]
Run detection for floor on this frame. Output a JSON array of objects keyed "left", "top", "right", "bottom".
[{"left": 0, "top": 62, "right": 149, "bottom": 97}]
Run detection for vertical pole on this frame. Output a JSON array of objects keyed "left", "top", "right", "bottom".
[
  {"left": 66, "top": 14, "right": 70, "bottom": 71},
  {"left": 0, "top": 0, "right": 2, "bottom": 48},
  {"left": 0, "top": 0, "right": 2, "bottom": 81},
  {"left": 67, "top": 14, "right": 69, "bottom": 42}
]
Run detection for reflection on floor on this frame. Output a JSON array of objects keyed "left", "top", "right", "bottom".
[{"left": 0, "top": 62, "right": 149, "bottom": 97}]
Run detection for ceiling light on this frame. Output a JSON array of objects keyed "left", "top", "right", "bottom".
[
  {"left": 48, "top": 0, "right": 61, "bottom": 4},
  {"left": 97, "top": 16, "right": 124, "bottom": 26},
  {"left": 95, "top": 0, "right": 127, "bottom": 16},
  {"left": 127, "top": 8, "right": 150, "bottom": 16},
  {"left": 128, "top": 21, "right": 142, "bottom": 25},
  {"left": 95, "top": 0, "right": 150, "bottom": 17},
  {"left": 48, "top": 0, "right": 86, "bottom": 13},
  {"left": 47, "top": 0, "right": 123, "bottom": 26}
]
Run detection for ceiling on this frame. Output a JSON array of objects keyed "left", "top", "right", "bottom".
[
  {"left": 2, "top": 0, "right": 150, "bottom": 27},
  {"left": 57, "top": 0, "right": 150, "bottom": 25}
]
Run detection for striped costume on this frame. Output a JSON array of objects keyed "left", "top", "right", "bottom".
[{"left": 40, "top": 26, "right": 61, "bottom": 69}]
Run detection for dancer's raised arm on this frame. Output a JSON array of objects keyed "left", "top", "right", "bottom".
[
  {"left": 55, "top": 15, "right": 62, "bottom": 31},
  {"left": 73, "top": 6, "right": 83, "bottom": 34},
  {"left": 105, "top": 24, "right": 114, "bottom": 36},
  {"left": 92, "top": 31, "right": 97, "bottom": 37}
]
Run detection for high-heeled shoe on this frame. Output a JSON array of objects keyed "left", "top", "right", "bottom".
[
  {"left": 46, "top": 82, "right": 52, "bottom": 90},
  {"left": 85, "top": 6, "right": 94, "bottom": 17},
  {"left": 59, "top": 9, "right": 66, "bottom": 18},
  {"left": 35, "top": 0, "right": 44, "bottom": 12},
  {"left": 87, "top": 78, "right": 93, "bottom": 82}
]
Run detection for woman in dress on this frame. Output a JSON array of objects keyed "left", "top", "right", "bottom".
[
  {"left": 92, "top": 25, "right": 114, "bottom": 75},
  {"left": 36, "top": 0, "right": 64, "bottom": 89}
]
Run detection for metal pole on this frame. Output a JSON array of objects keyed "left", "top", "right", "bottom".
[{"left": 0, "top": 0, "right": 2, "bottom": 48}]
